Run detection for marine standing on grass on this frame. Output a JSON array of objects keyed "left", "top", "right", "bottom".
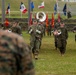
[
  {"left": 28, "top": 19, "right": 43, "bottom": 60},
  {"left": 54, "top": 22, "right": 68, "bottom": 56},
  {"left": 0, "top": 30, "right": 34, "bottom": 75}
]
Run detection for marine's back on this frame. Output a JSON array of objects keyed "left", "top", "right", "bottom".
[{"left": 0, "top": 30, "right": 34, "bottom": 75}]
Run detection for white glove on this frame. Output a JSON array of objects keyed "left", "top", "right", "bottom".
[
  {"left": 29, "top": 29, "right": 33, "bottom": 34},
  {"left": 36, "top": 30, "right": 41, "bottom": 34},
  {"left": 58, "top": 32, "right": 61, "bottom": 35}
]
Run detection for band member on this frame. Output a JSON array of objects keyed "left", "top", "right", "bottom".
[
  {"left": 54, "top": 22, "right": 68, "bottom": 56},
  {"left": 28, "top": 19, "right": 43, "bottom": 60}
]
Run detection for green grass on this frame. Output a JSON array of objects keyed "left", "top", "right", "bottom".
[{"left": 22, "top": 32, "right": 76, "bottom": 75}]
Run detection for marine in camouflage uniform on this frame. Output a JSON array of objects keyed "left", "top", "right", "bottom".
[
  {"left": 28, "top": 20, "right": 43, "bottom": 60},
  {"left": 0, "top": 30, "right": 34, "bottom": 75},
  {"left": 12, "top": 21, "right": 22, "bottom": 35},
  {"left": 55, "top": 22, "right": 68, "bottom": 56}
]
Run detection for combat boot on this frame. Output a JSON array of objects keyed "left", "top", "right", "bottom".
[
  {"left": 34, "top": 54, "right": 38, "bottom": 60},
  {"left": 34, "top": 53, "right": 38, "bottom": 60}
]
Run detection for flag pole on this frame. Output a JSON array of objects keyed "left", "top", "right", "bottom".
[
  {"left": 56, "top": 0, "right": 59, "bottom": 20},
  {"left": 28, "top": 0, "right": 31, "bottom": 25},
  {"left": 8, "top": 3, "right": 10, "bottom": 18},
  {"left": 66, "top": 2, "right": 68, "bottom": 19},
  {"left": 2, "top": 0, "right": 5, "bottom": 24},
  {"left": 56, "top": 0, "right": 59, "bottom": 13},
  {"left": 21, "top": 12, "right": 22, "bottom": 18},
  {"left": 9, "top": 12, "right": 10, "bottom": 18}
]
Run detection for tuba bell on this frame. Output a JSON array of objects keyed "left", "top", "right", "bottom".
[{"left": 36, "top": 11, "right": 46, "bottom": 22}]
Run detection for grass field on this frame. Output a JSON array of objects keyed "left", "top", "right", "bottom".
[{"left": 22, "top": 32, "right": 76, "bottom": 75}]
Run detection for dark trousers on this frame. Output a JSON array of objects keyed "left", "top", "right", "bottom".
[
  {"left": 59, "top": 40, "right": 66, "bottom": 55},
  {"left": 55, "top": 41, "right": 57, "bottom": 49},
  {"left": 59, "top": 47, "right": 66, "bottom": 54},
  {"left": 47, "top": 31, "right": 51, "bottom": 36},
  {"left": 43, "top": 31, "right": 46, "bottom": 36}
]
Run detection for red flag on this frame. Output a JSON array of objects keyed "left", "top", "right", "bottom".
[
  {"left": 38, "top": 2, "right": 44, "bottom": 8},
  {"left": 58, "top": 13, "right": 60, "bottom": 23},
  {"left": 6, "top": 4, "right": 10, "bottom": 14},
  {"left": 51, "top": 13, "right": 54, "bottom": 28},
  {"left": 45, "top": 13, "right": 49, "bottom": 27},
  {"left": 29, "top": 13, "right": 32, "bottom": 25},
  {"left": 4, "top": 18, "right": 9, "bottom": 27},
  {"left": 20, "top": 2, "right": 27, "bottom": 13}
]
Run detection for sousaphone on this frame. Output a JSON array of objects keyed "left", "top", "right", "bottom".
[{"left": 36, "top": 11, "right": 46, "bottom": 22}]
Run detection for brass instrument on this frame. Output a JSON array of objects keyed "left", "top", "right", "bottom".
[
  {"left": 52, "top": 29, "right": 62, "bottom": 36},
  {"left": 36, "top": 11, "right": 46, "bottom": 22}
]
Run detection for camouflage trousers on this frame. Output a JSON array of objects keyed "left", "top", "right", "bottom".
[
  {"left": 30, "top": 37, "right": 41, "bottom": 56},
  {"left": 57, "top": 39, "right": 67, "bottom": 54}
]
